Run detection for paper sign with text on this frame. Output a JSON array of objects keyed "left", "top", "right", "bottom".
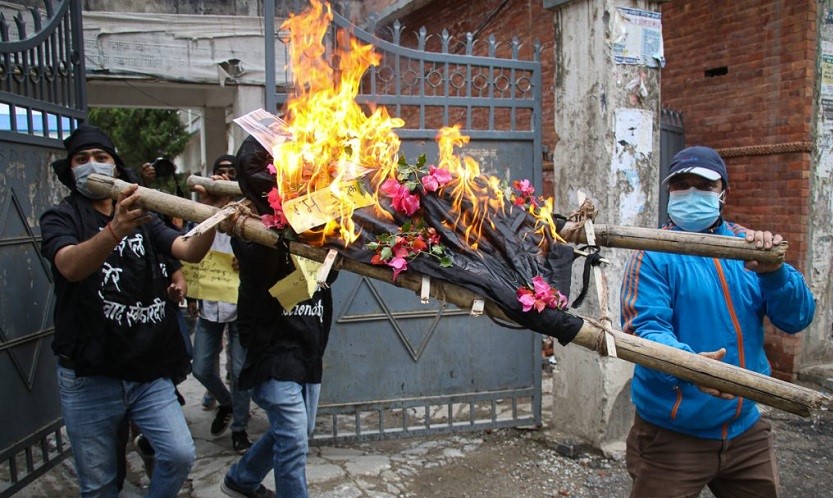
[
  {"left": 283, "top": 180, "right": 374, "bottom": 234},
  {"left": 268, "top": 255, "right": 322, "bottom": 310},
  {"left": 181, "top": 250, "right": 239, "bottom": 304}
]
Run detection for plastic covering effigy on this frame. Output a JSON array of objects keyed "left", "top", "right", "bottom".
[{"left": 235, "top": 136, "right": 584, "bottom": 345}]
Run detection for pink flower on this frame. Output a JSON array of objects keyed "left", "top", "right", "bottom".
[
  {"left": 267, "top": 187, "right": 282, "bottom": 209},
  {"left": 532, "top": 276, "right": 551, "bottom": 296},
  {"left": 392, "top": 242, "right": 410, "bottom": 259},
  {"left": 381, "top": 178, "right": 402, "bottom": 197},
  {"left": 429, "top": 165, "right": 453, "bottom": 185},
  {"left": 513, "top": 179, "right": 535, "bottom": 196},
  {"left": 421, "top": 174, "right": 439, "bottom": 192},
  {"left": 397, "top": 191, "right": 420, "bottom": 216},
  {"left": 517, "top": 276, "right": 568, "bottom": 313},
  {"left": 517, "top": 288, "right": 536, "bottom": 312},
  {"left": 388, "top": 256, "right": 408, "bottom": 281},
  {"left": 267, "top": 163, "right": 277, "bottom": 175},
  {"left": 381, "top": 178, "right": 421, "bottom": 216},
  {"left": 421, "top": 166, "right": 453, "bottom": 192},
  {"left": 261, "top": 213, "right": 287, "bottom": 230},
  {"left": 262, "top": 188, "right": 288, "bottom": 229}
]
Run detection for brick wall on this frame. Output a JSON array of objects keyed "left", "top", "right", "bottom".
[
  {"left": 661, "top": 0, "right": 817, "bottom": 379},
  {"left": 381, "top": 0, "right": 558, "bottom": 196}
]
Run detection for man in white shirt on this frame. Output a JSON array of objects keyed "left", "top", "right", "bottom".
[{"left": 191, "top": 155, "right": 253, "bottom": 454}]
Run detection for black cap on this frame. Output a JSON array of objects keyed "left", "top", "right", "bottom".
[
  {"left": 213, "top": 154, "right": 236, "bottom": 174},
  {"left": 663, "top": 146, "right": 728, "bottom": 186}
]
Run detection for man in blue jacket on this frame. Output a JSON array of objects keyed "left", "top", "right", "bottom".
[{"left": 620, "top": 145, "right": 815, "bottom": 497}]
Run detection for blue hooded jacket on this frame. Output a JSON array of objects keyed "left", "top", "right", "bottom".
[{"left": 620, "top": 220, "right": 815, "bottom": 440}]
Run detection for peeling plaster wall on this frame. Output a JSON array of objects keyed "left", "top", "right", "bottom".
[
  {"left": 806, "top": 12, "right": 833, "bottom": 367},
  {"left": 550, "top": 0, "right": 662, "bottom": 450}
]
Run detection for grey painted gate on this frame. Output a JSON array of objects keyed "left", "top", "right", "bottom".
[
  {"left": 0, "top": 1, "right": 85, "bottom": 495},
  {"left": 265, "top": 2, "right": 545, "bottom": 442}
]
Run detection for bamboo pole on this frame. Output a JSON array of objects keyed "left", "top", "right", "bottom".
[
  {"left": 185, "top": 175, "right": 786, "bottom": 264},
  {"left": 87, "top": 175, "right": 830, "bottom": 417},
  {"left": 186, "top": 175, "right": 243, "bottom": 198},
  {"left": 581, "top": 224, "right": 787, "bottom": 264}
]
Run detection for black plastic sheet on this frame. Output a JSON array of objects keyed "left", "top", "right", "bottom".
[
  {"left": 235, "top": 135, "right": 584, "bottom": 345},
  {"left": 326, "top": 186, "right": 584, "bottom": 346}
]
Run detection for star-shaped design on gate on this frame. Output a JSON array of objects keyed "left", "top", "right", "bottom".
[
  {"left": 336, "top": 276, "right": 463, "bottom": 361},
  {"left": 0, "top": 188, "right": 55, "bottom": 392}
]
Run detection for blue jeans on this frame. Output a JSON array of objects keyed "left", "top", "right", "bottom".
[
  {"left": 57, "top": 365, "right": 194, "bottom": 498},
  {"left": 192, "top": 319, "right": 251, "bottom": 431},
  {"left": 225, "top": 381, "right": 321, "bottom": 498}
]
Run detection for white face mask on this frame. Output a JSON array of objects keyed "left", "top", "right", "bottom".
[{"left": 73, "top": 161, "right": 116, "bottom": 199}]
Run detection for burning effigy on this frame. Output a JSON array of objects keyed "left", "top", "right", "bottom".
[
  {"left": 232, "top": 0, "right": 583, "bottom": 345},
  {"left": 86, "top": 0, "right": 829, "bottom": 417}
]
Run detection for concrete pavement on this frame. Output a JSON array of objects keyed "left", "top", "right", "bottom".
[{"left": 17, "top": 365, "right": 545, "bottom": 498}]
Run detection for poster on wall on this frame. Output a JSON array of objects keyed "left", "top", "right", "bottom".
[
  {"left": 822, "top": 99, "right": 833, "bottom": 122},
  {"left": 823, "top": 53, "right": 833, "bottom": 98},
  {"left": 613, "top": 7, "right": 665, "bottom": 68}
]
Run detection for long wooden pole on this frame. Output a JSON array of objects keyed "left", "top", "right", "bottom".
[
  {"left": 581, "top": 224, "right": 787, "bottom": 264},
  {"left": 88, "top": 175, "right": 830, "bottom": 417},
  {"left": 186, "top": 175, "right": 786, "bottom": 264}
]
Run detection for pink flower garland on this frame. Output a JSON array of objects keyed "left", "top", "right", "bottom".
[{"left": 516, "top": 275, "right": 568, "bottom": 312}]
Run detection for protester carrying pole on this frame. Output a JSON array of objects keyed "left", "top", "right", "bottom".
[
  {"left": 619, "top": 145, "right": 815, "bottom": 497},
  {"left": 219, "top": 137, "right": 336, "bottom": 498},
  {"left": 39, "top": 124, "right": 228, "bottom": 497}
]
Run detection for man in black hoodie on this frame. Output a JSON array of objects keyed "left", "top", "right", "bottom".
[
  {"left": 40, "top": 124, "right": 227, "bottom": 497},
  {"left": 219, "top": 136, "right": 335, "bottom": 498}
]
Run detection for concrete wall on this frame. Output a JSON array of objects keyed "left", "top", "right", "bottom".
[
  {"left": 547, "top": 0, "right": 663, "bottom": 454},
  {"left": 807, "top": 6, "right": 833, "bottom": 368},
  {"left": 83, "top": 0, "right": 261, "bottom": 15}
]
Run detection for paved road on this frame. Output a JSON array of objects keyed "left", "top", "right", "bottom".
[{"left": 18, "top": 365, "right": 547, "bottom": 498}]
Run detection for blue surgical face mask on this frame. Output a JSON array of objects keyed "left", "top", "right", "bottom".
[
  {"left": 667, "top": 187, "right": 723, "bottom": 232},
  {"left": 73, "top": 161, "right": 116, "bottom": 199}
]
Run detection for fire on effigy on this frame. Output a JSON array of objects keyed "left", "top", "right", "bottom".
[{"left": 87, "top": 0, "right": 829, "bottom": 417}]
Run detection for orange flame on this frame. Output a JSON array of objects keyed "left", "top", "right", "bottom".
[
  {"left": 273, "top": 0, "right": 562, "bottom": 249},
  {"left": 276, "top": 0, "right": 404, "bottom": 244}
]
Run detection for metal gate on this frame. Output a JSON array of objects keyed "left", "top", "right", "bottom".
[
  {"left": 0, "top": 1, "right": 85, "bottom": 496},
  {"left": 265, "top": 2, "right": 545, "bottom": 442},
  {"left": 658, "top": 107, "right": 685, "bottom": 226}
]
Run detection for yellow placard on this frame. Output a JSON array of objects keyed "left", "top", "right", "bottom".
[
  {"left": 282, "top": 180, "right": 374, "bottom": 234},
  {"left": 268, "top": 255, "right": 322, "bottom": 311},
  {"left": 181, "top": 250, "right": 239, "bottom": 304}
]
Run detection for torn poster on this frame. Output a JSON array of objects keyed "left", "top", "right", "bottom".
[{"left": 613, "top": 7, "right": 665, "bottom": 68}]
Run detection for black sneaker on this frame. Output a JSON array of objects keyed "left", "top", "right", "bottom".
[
  {"left": 133, "top": 434, "right": 155, "bottom": 478},
  {"left": 232, "top": 431, "right": 252, "bottom": 455},
  {"left": 220, "top": 477, "right": 275, "bottom": 498},
  {"left": 210, "top": 405, "right": 233, "bottom": 437}
]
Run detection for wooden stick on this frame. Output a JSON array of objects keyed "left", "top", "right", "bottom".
[
  {"left": 186, "top": 175, "right": 243, "bottom": 198},
  {"left": 185, "top": 175, "right": 785, "bottom": 264},
  {"left": 576, "top": 191, "right": 616, "bottom": 358},
  {"left": 86, "top": 174, "right": 830, "bottom": 417},
  {"left": 580, "top": 224, "right": 787, "bottom": 264}
]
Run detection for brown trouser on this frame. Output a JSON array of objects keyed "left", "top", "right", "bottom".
[{"left": 626, "top": 414, "right": 780, "bottom": 498}]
